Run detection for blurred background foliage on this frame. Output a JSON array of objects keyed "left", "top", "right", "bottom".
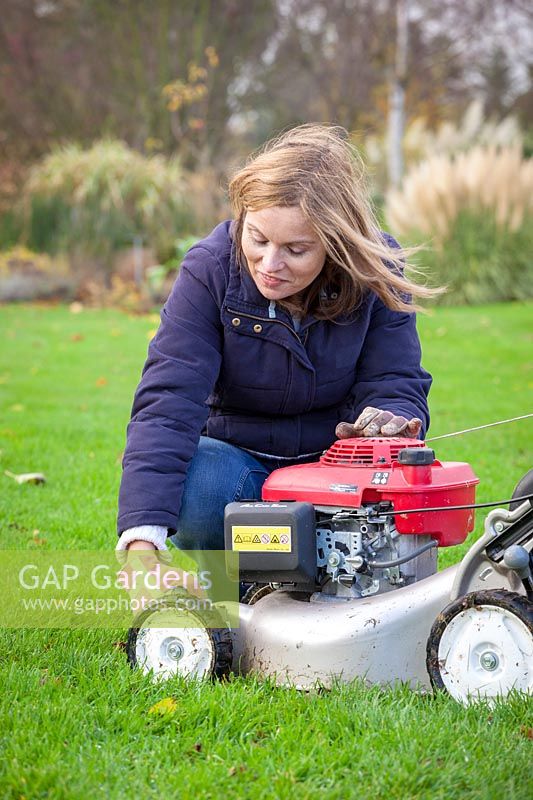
[
  {"left": 0, "top": 0, "right": 532, "bottom": 307},
  {"left": 23, "top": 140, "right": 190, "bottom": 263}
]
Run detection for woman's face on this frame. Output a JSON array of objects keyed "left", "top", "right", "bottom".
[{"left": 242, "top": 206, "right": 327, "bottom": 301}]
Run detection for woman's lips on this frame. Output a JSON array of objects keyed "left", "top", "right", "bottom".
[{"left": 258, "top": 272, "right": 287, "bottom": 288}]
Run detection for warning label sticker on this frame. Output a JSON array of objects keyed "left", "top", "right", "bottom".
[{"left": 231, "top": 526, "right": 292, "bottom": 552}]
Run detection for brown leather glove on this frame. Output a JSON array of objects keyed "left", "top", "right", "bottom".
[{"left": 335, "top": 406, "right": 423, "bottom": 439}]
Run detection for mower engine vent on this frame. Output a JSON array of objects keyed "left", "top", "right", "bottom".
[{"left": 320, "top": 437, "right": 426, "bottom": 467}]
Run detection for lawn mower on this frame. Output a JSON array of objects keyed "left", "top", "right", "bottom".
[{"left": 126, "top": 434, "right": 533, "bottom": 705}]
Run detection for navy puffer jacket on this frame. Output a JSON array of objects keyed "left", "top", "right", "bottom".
[{"left": 117, "top": 221, "right": 432, "bottom": 534}]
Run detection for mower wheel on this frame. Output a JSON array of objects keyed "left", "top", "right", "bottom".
[
  {"left": 510, "top": 468, "right": 533, "bottom": 511},
  {"left": 426, "top": 589, "right": 533, "bottom": 704},
  {"left": 126, "top": 590, "right": 232, "bottom": 681},
  {"left": 240, "top": 582, "right": 275, "bottom": 605}
]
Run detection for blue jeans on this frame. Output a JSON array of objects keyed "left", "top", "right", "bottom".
[{"left": 169, "top": 436, "right": 319, "bottom": 551}]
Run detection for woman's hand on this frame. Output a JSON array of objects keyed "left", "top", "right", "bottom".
[
  {"left": 336, "top": 406, "right": 422, "bottom": 439},
  {"left": 116, "top": 540, "right": 206, "bottom": 613},
  {"left": 116, "top": 540, "right": 162, "bottom": 612},
  {"left": 127, "top": 540, "right": 157, "bottom": 552}
]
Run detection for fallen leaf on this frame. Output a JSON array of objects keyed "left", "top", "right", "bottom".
[
  {"left": 9, "top": 404, "right": 25, "bottom": 412},
  {"left": 5, "top": 470, "right": 46, "bottom": 485},
  {"left": 69, "top": 302, "right": 84, "bottom": 314},
  {"left": 95, "top": 377, "right": 108, "bottom": 387},
  {"left": 148, "top": 697, "right": 177, "bottom": 716},
  {"left": 520, "top": 726, "right": 533, "bottom": 739},
  {"left": 32, "top": 529, "right": 47, "bottom": 546},
  {"left": 112, "top": 640, "right": 127, "bottom": 651},
  {"left": 228, "top": 765, "right": 246, "bottom": 777},
  {"left": 70, "top": 333, "right": 84, "bottom": 342}
]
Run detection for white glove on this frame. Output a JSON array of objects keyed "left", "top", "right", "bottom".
[{"left": 115, "top": 525, "right": 168, "bottom": 564}]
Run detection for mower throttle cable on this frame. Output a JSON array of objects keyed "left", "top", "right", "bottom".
[
  {"left": 382, "top": 493, "right": 533, "bottom": 517},
  {"left": 425, "top": 413, "right": 533, "bottom": 442}
]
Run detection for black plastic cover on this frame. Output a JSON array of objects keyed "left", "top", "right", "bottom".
[{"left": 224, "top": 501, "right": 317, "bottom": 584}]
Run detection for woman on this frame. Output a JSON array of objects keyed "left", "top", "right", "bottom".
[{"left": 116, "top": 124, "right": 434, "bottom": 557}]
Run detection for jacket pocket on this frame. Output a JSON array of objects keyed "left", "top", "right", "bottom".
[
  {"left": 216, "top": 412, "right": 274, "bottom": 452},
  {"left": 221, "top": 383, "right": 287, "bottom": 415}
]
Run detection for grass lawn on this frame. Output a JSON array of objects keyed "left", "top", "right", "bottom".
[{"left": 0, "top": 300, "right": 532, "bottom": 799}]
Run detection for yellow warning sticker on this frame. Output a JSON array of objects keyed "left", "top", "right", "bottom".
[{"left": 231, "top": 525, "right": 291, "bottom": 552}]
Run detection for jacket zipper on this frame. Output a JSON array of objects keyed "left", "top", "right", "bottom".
[{"left": 227, "top": 306, "right": 315, "bottom": 407}]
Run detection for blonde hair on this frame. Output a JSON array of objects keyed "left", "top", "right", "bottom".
[{"left": 228, "top": 123, "right": 440, "bottom": 318}]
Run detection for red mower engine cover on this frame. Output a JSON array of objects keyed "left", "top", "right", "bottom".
[{"left": 262, "top": 438, "right": 479, "bottom": 546}]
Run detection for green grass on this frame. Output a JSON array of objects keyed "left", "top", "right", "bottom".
[{"left": 0, "top": 301, "right": 532, "bottom": 799}]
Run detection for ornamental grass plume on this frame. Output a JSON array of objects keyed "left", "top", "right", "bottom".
[
  {"left": 363, "top": 100, "right": 523, "bottom": 189},
  {"left": 385, "top": 145, "right": 533, "bottom": 243},
  {"left": 403, "top": 99, "right": 522, "bottom": 161}
]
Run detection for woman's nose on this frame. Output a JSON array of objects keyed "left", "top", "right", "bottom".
[{"left": 262, "top": 246, "right": 284, "bottom": 272}]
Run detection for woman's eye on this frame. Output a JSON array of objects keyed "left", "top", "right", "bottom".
[{"left": 249, "top": 232, "right": 305, "bottom": 256}]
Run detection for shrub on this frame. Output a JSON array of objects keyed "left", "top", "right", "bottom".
[
  {"left": 0, "top": 161, "right": 26, "bottom": 248},
  {"left": 0, "top": 210, "right": 23, "bottom": 250},
  {"left": 23, "top": 140, "right": 193, "bottom": 268},
  {"left": 0, "top": 245, "right": 64, "bottom": 275},
  {"left": 146, "top": 235, "right": 199, "bottom": 301},
  {"left": 406, "top": 211, "right": 533, "bottom": 305},
  {"left": 0, "top": 245, "right": 74, "bottom": 302},
  {"left": 384, "top": 146, "right": 533, "bottom": 305}
]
